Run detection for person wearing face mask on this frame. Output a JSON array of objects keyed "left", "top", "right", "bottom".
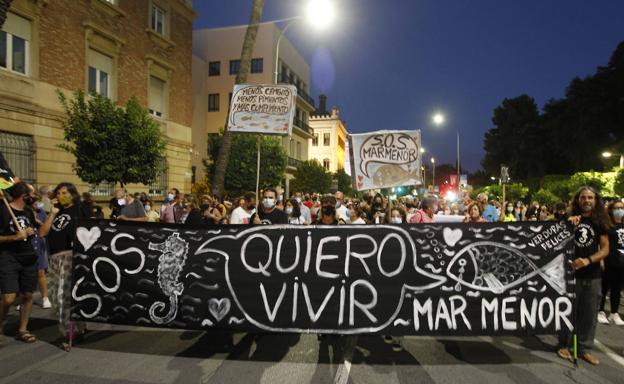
[
  {"left": 557, "top": 186, "right": 611, "bottom": 365},
  {"left": 29, "top": 193, "right": 51, "bottom": 309},
  {"left": 293, "top": 191, "right": 312, "bottom": 224},
  {"left": 526, "top": 201, "right": 541, "bottom": 221},
  {"left": 230, "top": 192, "right": 256, "bottom": 225},
  {"left": 334, "top": 191, "right": 350, "bottom": 224},
  {"left": 554, "top": 202, "right": 568, "bottom": 221},
  {"left": 597, "top": 200, "right": 624, "bottom": 326},
  {"left": 251, "top": 188, "right": 288, "bottom": 225},
  {"left": 117, "top": 190, "right": 147, "bottom": 222},
  {"left": 160, "top": 188, "right": 179, "bottom": 224},
  {"left": 387, "top": 208, "right": 405, "bottom": 225},
  {"left": 369, "top": 193, "right": 386, "bottom": 224},
  {"left": 1, "top": 182, "right": 58, "bottom": 344},
  {"left": 503, "top": 202, "right": 517, "bottom": 222},
  {"left": 143, "top": 198, "right": 160, "bottom": 222},
  {"left": 286, "top": 198, "right": 307, "bottom": 224},
  {"left": 108, "top": 188, "right": 126, "bottom": 219}
]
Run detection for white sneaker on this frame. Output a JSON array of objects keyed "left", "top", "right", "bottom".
[
  {"left": 42, "top": 297, "right": 52, "bottom": 309},
  {"left": 16, "top": 304, "right": 21, "bottom": 312},
  {"left": 608, "top": 313, "right": 624, "bottom": 326},
  {"left": 597, "top": 311, "right": 610, "bottom": 324}
]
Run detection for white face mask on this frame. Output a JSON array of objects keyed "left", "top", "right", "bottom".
[
  {"left": 262, "top": 198, "right": 275, "bottom": 209},
  {"left": 295, "top": 197, "right": 302, "bottom": 204},
  {"left": 285, "top": 207, "right": 293, "bottom": 215},
  {"left": 144, "top": 205, "right": 151, "bottom": 212},
  {"left": 390, "top": 217, "right": 402, "bottom": 224},
  {"left": 167, "top": 193, "right": 175, "bottom": 201},
  {"left": 117, "top": 198, "right": 126, "bottom": 206},
  {"left": 35, "top": 202, "right": 44, "bottom": 210}
]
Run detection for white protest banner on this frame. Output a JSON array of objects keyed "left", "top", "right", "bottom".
[
  {"left": 227, "top": 84, "right": 297, "bottom": 136},
  {"left": 349, "top": 130, "right": 422, "bottom": 191}
]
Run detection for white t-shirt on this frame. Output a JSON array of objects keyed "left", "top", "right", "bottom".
[
  {"left": 351, "top": 217, "right": 366, "bottom": 225},
  {"left": 288, "top": 215, "right": 307, "bottom": 225},
  {"left": 230, "top": 206, "right": 254, "bottom": 224},
  {"left": 336, "top": 204, "right": 350, "bottom": 224}
]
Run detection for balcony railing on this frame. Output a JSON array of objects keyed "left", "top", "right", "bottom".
[
  {"left": 287, "top": 156, "right": 302, "bottom": 168},
  {"left": 293, "top": 117, "right": 312, "bottom": 135},
  {"left": 278, "top": 73, "right": 315, "bottom": 107}
]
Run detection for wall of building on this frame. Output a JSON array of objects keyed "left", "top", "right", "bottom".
[{"left": 0, "top": 0, "right": 196, "bottom": 196}]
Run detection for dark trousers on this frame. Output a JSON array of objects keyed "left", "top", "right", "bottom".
[
  {"left": 559, "top": 278, "right": 601, "bottom": 354},
  {"left": 600, "top": 266, "right": 624, "bottom": 313}
]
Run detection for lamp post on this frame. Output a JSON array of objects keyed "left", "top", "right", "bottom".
[
  {"left": 602, "top": 151, "right": 624, "bottom": 169},
  {"left": 432, "top": 112, "right": 460, "bottom": 191},
  {"left": 273, "top": 0, "right": 335, "bottom": 84},
  {"left": 431, "top": 157, "right": 436, "bottom": 187}
]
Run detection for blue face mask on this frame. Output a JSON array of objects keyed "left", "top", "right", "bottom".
[
  {"left": 167, "top": 193, "right": 175, "bottom": 201},
  {"left": 613, "top": 208, "right": 624, "bottom": 220}
]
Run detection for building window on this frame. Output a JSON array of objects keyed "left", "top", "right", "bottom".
[
  {"left": 208, "top": 61, "right": 220, "bottom": 76},
  {"left": 312, "top": 134, "right": 318, "bottom": 146},
  {"left": 289, "top": 140, "right": 295, "bottom": 156},
  {"left": 251, "top": 58, "right": 263, "bottom": 74},
  {"left": 89, "top": 182, "right": 116, "bottom": 197},
  {"left": 0, "top": 131, "right": 34, "bottom": 184},
  {"left": 296, "top": 142, "right": 301, "bottom": 159},
  {"left": 323, "top": 158, "right": 330, "bottom": 170},
  {"left": 87, "top": 49, "right": 113, "bottom": 98},
  {"left": 151, "top": 5, "right": 166, "bottom": 36},
  {"left": 208, "top": 93, "right": 219, "bottom": 112},
  {"left": 228, "top": 92, "right": 233, "bottom": 107},
  {"left": 149, "top": 75, "right": 166, "bottom": 118},
  {"left": 338, "top": 137, "right": 345, "bottom": 150},
  {"left": 148, "top": 159, "right": 168, "bottom": 196},
  {"left": 229, "top": 59, "right": 240, "bottom": 75},
  {"left": 323, "top": 133, "right": 330, "bottom": 146},
  {"left": 0, "top": 12, "right": 31, "bottom": 76}
]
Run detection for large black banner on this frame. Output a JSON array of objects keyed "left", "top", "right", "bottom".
[{"left": 71, "top": 220, "right": 575, "bottom": 335}]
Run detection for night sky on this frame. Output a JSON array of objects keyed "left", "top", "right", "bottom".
[{"left": 193, "top": 0, "right": 624, "bottom": 172}]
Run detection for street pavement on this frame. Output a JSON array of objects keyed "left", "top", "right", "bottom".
[{"left": 2, "top": 297, "right": 624, "bottom": 384}]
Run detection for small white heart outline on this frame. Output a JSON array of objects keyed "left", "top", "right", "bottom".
[{"left": 208, "top": 298, "right": 231, "bottom": 322}]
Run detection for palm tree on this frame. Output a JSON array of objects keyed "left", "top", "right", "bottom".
[
  {"left": 0, "top": 0, "right": 13, "bottom": 28},
  {"left": 211, "top": 0, "right": 265, "bottom": 198}
]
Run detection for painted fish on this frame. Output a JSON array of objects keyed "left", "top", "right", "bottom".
[
  {"left": 446, "top": 241, "right": 565, "bottom": 294},
  {"left": 371, "top": 165, "right": 418, "bottom": 187}
]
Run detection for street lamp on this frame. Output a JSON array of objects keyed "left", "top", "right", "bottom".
[
  {"left": 431, "top": 157, "right": 436, "bottom": 187},
  {"left": 602, "top": 151, "right": 624, "bottom": 168},
  {"left": 432, "top": 112, "right": 460, "bottom": 191},
  {"left": 274, "top": 0, "right": 335, "bottom": 84}
]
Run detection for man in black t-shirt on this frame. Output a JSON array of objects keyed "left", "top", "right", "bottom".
[
  {"left": 0, "top": 182, "right": 57, "bottom": 343},
  {"left": 557, "top": 186, "right": 611, "bottom": 365},
  {"left": 251, "top": 188, "right": 288, "bottom": 225}
]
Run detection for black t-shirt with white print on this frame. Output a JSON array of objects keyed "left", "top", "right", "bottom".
[
  {"left": 574, "top": 216, "right": 607, "bottom": 279},
  {"left": 48, "top": 203, "right": 85, "bottom": 254},
  {"left": 607, "top": 223, "right": 624, "bottom": 268},
  {"left": 0, "top": 203, "right": 37, "bottom": 263}
]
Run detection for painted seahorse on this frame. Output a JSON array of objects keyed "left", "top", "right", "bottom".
[{"left": 148, "top": 233, "right": 189, "bottom": 324}]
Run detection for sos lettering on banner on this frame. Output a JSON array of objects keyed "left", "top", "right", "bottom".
[
  {"left": 71, "top": 220, "right": 575, "bottom": 335},
  {"left": 227, "top": 84, "right": 297, "bottom": 136},
  {"left": 348, "top": 130, "right": 422, "bottom": 191}
]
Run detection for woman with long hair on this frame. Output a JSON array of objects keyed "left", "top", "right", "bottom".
[
  {"left": 463, "top": 202, "right": 487, "bottom": 223},
  {"left": 285, "top": 198, "right": 306, "bottom": 224},
  {"left": 597, "top": 200, "right": 624, "bottom": 325}
]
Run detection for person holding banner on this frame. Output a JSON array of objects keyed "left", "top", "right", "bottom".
[
  {"left": 44, "top": 182, "right": 88, "bottom": 346},
  {"left": 597, "top": 200, "right": 624, "bottom": 325},
  {"left": 0, "top": 182, "right": 57, "bottom": 343},
  {"left": 409, "top": 196, "right": 437, "bottom": 224},
  {"left": 251, "top": 188, "right": 288, "bottom": 225},
  {"left": 558, "top": 186, "right": 611, "bottom": 365}
]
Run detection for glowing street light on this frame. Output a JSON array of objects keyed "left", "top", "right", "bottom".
[
  {"left": 274, "top": 0, "right": 336, "bottom": 83},
  {"left": 432, "top": 113, "right": 445, "bottom": 126},
  {"left": 602, "top": 151, "right": 624, "bottom": 168},
  {"left": 305, "top": 0, "right": 336, "bottom": 29}
]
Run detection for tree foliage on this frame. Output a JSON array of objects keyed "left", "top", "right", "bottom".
[
  {"left": 58, "top": 90, "right": 166, "bottom": 187},
  {"left": 482, "top": 40, "right": 624, "bottom": 178},
  {"left": 290, "top": 160, "right": 332, "bottom": 194},
  {"left": 333, "top": 168, "right": 353, "bottom": 196},
  {"left": 204, "top": 132, "right": 286, "bottom": 197}
]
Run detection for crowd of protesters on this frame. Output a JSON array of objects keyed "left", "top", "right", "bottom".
[{"left": 0, "top": 181, "right": 623, "bottom": 365}]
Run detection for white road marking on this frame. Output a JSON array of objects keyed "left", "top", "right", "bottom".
[
  {"left": 594, "top": 339, "right": 624, "bottom": 368},
  {"left": 333, "top": 360, "right": 352, "bottom": 384}
]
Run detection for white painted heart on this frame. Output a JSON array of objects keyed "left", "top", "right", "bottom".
[
  {"left": 443, "top": 227, "right": 463, "bottom": 247},
  {"left": 208, "top": 298, "right": 231, "bottom": 322},
  {"left": 76, "top": 226, "right": 101, "bottom": 251}
]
